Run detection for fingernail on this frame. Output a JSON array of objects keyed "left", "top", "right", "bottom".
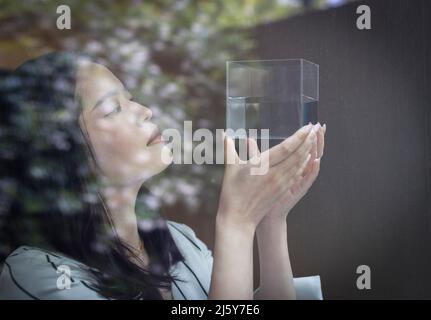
[
  {"left": 312, "top": 123, "right": 321, "bottom": 132},
  {"left": 323, "top": 123, "right": 326, "bottom": 132},
  {"left": 303, "top": 123, "right": 313, "bottom": 131}
]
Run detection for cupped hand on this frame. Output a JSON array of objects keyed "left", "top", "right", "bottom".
[
  {"left": 216, "top": 123, "right": 317, "bottom": 232},
  {"left": 257, "top": 123, "right": 326, "bottom": 226}
]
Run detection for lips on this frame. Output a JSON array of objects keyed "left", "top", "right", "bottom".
[{"left": 147, "top": 128, "right": 163, "bottom": 146}]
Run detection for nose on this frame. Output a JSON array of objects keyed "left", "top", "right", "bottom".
[
  {"left": 141, "top": 106, "right": 152, "bottom": 121},
  {"left": 135, "top": 104, "right": 152, "bottom": 125}
]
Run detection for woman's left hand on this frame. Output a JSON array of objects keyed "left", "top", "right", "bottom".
[{"left": 255, "top": 123, "right": 326, "bottom": 226}]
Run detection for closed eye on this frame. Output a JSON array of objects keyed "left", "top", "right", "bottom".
[{"left": 104, "top": 105, "right": 121, "bottom": 117}]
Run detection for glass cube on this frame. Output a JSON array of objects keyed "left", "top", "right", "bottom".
[{"left": 226, "top": 59, "right": 319, "bottom": 142}]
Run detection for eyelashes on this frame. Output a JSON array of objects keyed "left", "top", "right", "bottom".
[
  {"left": 102, "top": 97, "right": 143, "bottom": 118},
  {"left": 104, "top": 105, "right": 121, "bottom": 117}
]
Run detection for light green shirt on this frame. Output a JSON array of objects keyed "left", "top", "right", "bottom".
[{"left": 0, "top": 220, "right": 323, "bottom": 300}]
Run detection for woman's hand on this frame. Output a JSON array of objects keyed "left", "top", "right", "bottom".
[
  {"left": 210, "top": 124, "right": 318, "bottom": 299},
  {"left": 252, "top": 123, "right": 325, "bottom": 300},
  {"left": 216, "top": 123, "right": 317, "bottom": 232},
  {"left": 257, "top": 123, "right": 326, "bottom": 226}
]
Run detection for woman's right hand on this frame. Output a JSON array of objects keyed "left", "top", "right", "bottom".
[
  {"left": 216, "top": 123, "right": 317, "bottom": 232},
  {"left": 210, "top": 124, "right": 316, "bottom": 299}
]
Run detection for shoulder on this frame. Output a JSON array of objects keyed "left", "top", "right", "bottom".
[
  {"left": 0, "top": 246, "right": 103, "bottom": 300},
  {"left": 167, "top": 220, "right": 211, "bottom": 254},
  {"left": 3, "top": 246, "right": 88, "bottom": 272},
  {"left": 166, "top": 221, "right": 213, "bottom": 299},
  {"left": 166, "top": 220, "right": 213, "bottom": 272},
  {"left": 166, "top": 220, "right": 196, "bottom": 237}
]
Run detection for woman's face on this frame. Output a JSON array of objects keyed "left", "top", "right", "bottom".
[{"left": 77, "top": 61, "right": 172, "bottom": 185}]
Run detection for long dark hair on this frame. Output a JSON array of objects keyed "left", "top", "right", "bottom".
[{"left": 0, "top": 52, "right": 185, "bottom": 299}]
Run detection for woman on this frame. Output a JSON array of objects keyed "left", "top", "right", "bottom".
[{"left": 0, "top": 52, "right": 325, "bottom": 300}]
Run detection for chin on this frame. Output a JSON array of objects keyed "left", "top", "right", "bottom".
[
  {"left": 140, "top": 146, "right": 172, "bottom": 180},
  {"left": 126, "top": 164, "right": 169, "bottom": 185},
  {"left": 122, "top": 144, "right": 172, "bottom": 183},
  {"left": 159, "top": 143, "right": 174, "bottom": 166}
]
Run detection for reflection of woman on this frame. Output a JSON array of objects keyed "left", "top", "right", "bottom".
[{"left": 0, "top": 52, "right": 325, "bottom": 300}]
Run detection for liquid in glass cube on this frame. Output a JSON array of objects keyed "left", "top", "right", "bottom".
[{"left": 226, "top": 59, "right": 319, "bottom": 145}]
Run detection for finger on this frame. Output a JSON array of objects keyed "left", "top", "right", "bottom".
[
  {"left": 286, "top": 152, "right": 322, "bottom": 201},
  {"left": 276, "top": 149, "right": 312, "bottom": 195},
  {"left": 237, "top": 138, "right": 248, "bottom": 162},
  {"left": 296, "top": 151, "right": 312, "bottom": 180},
  {"left": 264, "top": 123, "right": 313, "bottom": 167},
  {"left": 224, "top": 131, "right": 239, "bottom": 165},
  {"left": 275, "top": 128, "right": 316, "bottom": 175},
  {"left": 284, "top": 156, "right": 319, "bottom": 201},
  {"left": 300, "top": 158, "right": 321, "bottom": 188},
  {"left": 302, "top": 134, "right": 318, "bottom": 177},
  {"left": 247, "top": 138, "right": 260, "bottom": 159},
  {"left": 320, "top": 123, "right": 326, "bottom": 158},
  {"left": 316, "top": 123, "right": 325, "bottom": 159},
  {"left": 286, "top": 131, "right": 317, "bottom": 183},
  {"left": 288, "top": 174, "right": 304, "bottom": 195}
]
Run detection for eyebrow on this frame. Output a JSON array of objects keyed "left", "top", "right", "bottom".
[{"left": 91, "top": 89, "right": 132, "bottom": 113}]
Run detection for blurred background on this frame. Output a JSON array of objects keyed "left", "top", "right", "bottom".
[{"left": 1, "top": 0, "right": 430, "bottom": 299}]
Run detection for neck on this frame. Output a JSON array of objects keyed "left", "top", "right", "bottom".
[{"left": 100, "top": 179, "right": 145, "bottom": 257}]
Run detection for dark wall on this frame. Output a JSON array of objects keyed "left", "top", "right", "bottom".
[{"left": 254, "top": 0, "right": 431, "bottom": 299}]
